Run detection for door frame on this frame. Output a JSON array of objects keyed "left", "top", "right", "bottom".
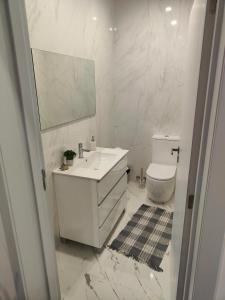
[
  {"left": 5, "top": 0, "right": 60, "bottom": 299},
  {"left": 187, "top": 3, "right": 225, "bottom": 299},
  {"left": 177, "top": 0, "right": 225, "bottom": 299}
]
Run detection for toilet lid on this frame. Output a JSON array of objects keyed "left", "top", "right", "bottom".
[{"left": 146, "top": 163, "right": 176, "bottom": 181}]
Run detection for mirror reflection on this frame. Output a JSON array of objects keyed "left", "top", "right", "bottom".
[{"left": 32, "top": 49, "right": 96, "bottom": 130}]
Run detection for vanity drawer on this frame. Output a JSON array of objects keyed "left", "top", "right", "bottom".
[
  {"left": 99, "top": 191, "right": 127, "bottom": 248},
  {"left": 97, "top": 156, "right": 127, "bottom": 204},
  {"left": 98, "top": 174, "right": 127, "bottom": 227}
]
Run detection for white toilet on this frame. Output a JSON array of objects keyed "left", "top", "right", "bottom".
[{"left": 146, "top": 135, "right": 180, "bottom": 203}]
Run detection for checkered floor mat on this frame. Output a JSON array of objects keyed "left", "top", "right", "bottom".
[{"left": 109, "top": 204, "right": 173, "bottom": 271}]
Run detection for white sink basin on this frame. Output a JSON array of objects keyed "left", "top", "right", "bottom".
[
  {"left": 77, "top": 152, "right": 117, "bottom": 171},
  {"left": 54, "top": 147, "right": 129, "bottom": 180}
]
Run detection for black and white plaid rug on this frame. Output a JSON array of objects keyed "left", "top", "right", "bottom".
[{"left": 109, "top": 204, "right": 173, "bottom": 272}]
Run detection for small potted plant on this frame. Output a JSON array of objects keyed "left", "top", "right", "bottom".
[{"left": 64, "top": 150, "right": 76, "bottom": 166}]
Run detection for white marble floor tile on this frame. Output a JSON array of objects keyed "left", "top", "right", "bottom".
[{"left": 57, "top": 182, "right": 174, "bottom": 300}]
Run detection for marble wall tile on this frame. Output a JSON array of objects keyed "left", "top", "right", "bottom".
[
  {"left": 25, "top": 0, "right": 115, "bottom": 239},
  {"left": 112, "top": 0, "right": 193, "bottom": 180}
]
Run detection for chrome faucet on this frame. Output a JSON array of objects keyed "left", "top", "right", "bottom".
[
  {"left": 78, "top": 143, "right": 84, "bottom": 158},
  {"left": 78, "top": 143, "right": 90, "bottom": 159}
]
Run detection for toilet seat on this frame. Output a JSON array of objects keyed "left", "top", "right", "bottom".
[{"left": 146, "top": 163, "right": 176, "bottom": 181}]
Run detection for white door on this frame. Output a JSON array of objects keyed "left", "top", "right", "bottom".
[
  {"left": 0, "top": 215, "right": 17, "bottom": 300},
  {"left": 0, "top": 0, "right": 59, "bottom": 299},
  {"left": 0, "top": 150, "right": 27, "bottom": 299},
  {"left": 190, "top": 5, "right": 225, "bottom": 298},
  {"left": 170, "top": 1, "right": 208, "bottom": 299}
]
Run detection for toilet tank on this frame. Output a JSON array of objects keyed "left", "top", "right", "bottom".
[{"left": 152, "top": 135, "right": 180, "bottom": 165}]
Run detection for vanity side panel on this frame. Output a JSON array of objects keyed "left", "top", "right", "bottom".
[{"left": 53, "top": 174, "right": 99, "bottom": 247}]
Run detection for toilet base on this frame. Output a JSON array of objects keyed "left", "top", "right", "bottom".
[
  {"left": 146, "top": 176, "right": 175, "bottom": 204},
  {"left": 147, "top": 191, "right": 175, "bottom": 205}
]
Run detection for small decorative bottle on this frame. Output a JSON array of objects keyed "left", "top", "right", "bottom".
[{"left": 90, "top": 136, "right": 96, "bottom": 151}]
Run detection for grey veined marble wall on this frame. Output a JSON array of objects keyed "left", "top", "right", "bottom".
[
  {"left": 25, "top": 0, "right": 193, "bottom": 238},
  {"left": 111, "top": 0, "right": 193, "bottom": 180},
  {"left": 25, "top": 0, "right": 115, "bottom": 240}
]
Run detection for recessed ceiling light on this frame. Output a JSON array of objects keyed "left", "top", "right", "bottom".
[
  {"left": 92, "top": 16, "right": 98, "bottom": 21},
  {"left": 171, "top": 19, "right": 178, "bottom": 26},
  {"left": 165, "top": 6, "right": 172, "bottom": 12},
  {"left": 150, "top": 273, "right": 154, "bottom": 279}
]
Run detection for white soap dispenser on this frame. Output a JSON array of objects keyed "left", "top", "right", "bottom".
[{"left": 90, "top": 136, "right": 96, "bottom": 151}]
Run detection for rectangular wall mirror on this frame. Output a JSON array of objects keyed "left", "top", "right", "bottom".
[{"left": 32, "top": 49, "right": 96, "bottom": 130}]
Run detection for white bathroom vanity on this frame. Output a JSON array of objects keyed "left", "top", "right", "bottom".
[{"left": 53, "top": 147, "right": 128, "bottom": 248}]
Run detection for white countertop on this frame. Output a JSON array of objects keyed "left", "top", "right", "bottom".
[{"left": 53, "top": 147, "right": 129, "bottom": 181}]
